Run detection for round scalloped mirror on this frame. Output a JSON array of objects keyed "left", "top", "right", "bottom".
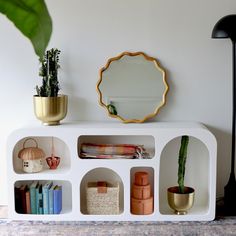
[{"left": 97, "top": 52, "right": 168, "bottom": 123}]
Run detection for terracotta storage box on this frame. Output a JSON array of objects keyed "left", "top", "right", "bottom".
[{"left": 131, "top": 171, "right": 153, "bottom": 215}]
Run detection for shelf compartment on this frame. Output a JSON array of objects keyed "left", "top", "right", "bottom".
[
  {"left": 13, "top": 136, "right": 71, "bottom": 174},
  {"left": 78, "top": 135, "right": 155, "bottom": 159},
  {"left": 14, "top": 180, "right": 72, "bottom": 215},
  {"left": 80, "top": 167, "right": 124, "bottom": 215},
  {"left": 159, "top": 136, "right": 210, "bottom": 216}
]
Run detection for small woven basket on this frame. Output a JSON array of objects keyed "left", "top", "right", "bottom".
[
  {"left": 18, "top": 138, "right": 45, "bottom": 173},
  {"left": 86, "top": 181, "right": 119, "bottom": 215}
]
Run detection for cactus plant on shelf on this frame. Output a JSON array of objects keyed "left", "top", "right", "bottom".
[
  {"left": 167, "top": 135, "right": 195, "bottom": 215},
  {"left": 178, "top": 135, "right": 189, "bottom": 193},
  {"left": 33, "top": 48, "right": 68, "bottom": 125},
  {"left": 36, "top": 48, "right": 61, "bottom": 97}
]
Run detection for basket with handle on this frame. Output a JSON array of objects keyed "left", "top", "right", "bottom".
[{"left": 18, "top": 138, "right": 45, "bottom": 173}]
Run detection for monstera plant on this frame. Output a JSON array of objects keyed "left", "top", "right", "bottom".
[{"left": 0, "top": 0, "right": 52, "bottom": 60}]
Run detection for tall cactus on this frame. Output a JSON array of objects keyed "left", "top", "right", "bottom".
[
  {"left": 178, "top": 135, "right": 189, "bottom": 193},
  {"left": 36, "top": 48, "right": 61, "bottom": 97}
]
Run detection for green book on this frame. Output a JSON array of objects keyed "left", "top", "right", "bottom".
[
  {"left": 37, "top": 184, "right": 43, "bottom": 214},
  {"left": 29, "top": 181, "right": 38, "bottom": 214}
]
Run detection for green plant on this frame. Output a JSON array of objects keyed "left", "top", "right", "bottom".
[
  {"left": 0, "top": 0, "right": 52, "bottom": 60},
  {"left": 107, "top": 103, "right": 117, "bottom": 115},
  {"left": 36, "top": 48, "right": 61, "bottom": 97},
  {"left": 177, "top": 135, "right": 189, "bottom": 193}
]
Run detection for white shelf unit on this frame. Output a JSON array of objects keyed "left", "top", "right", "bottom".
[{"left": 7, "top": 121, "right": 217, "bottom": 221}]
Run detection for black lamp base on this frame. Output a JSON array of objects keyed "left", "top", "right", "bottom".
[{"left": 224, "top": 173, "right": 236, "bottom": 215}]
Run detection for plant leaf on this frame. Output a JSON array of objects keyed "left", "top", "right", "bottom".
[{"left": 0, "top": 0, "right": 52, "bottom": 59}]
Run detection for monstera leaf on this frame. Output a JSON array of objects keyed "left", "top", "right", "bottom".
[{"left": 0, "top": 0, "right": 52, "bottom": 59}]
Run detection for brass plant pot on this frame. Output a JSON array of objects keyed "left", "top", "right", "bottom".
[
  {"left": 33, "top": 95, "right": 68, "bottom": 125},
  {"left": 167, "top": 186, "right": 195, "bottom": 215}
]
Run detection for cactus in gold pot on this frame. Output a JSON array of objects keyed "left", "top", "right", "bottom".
[
  {"left": 36, "top": 48, "right": 61, "bottom": 97},
  {"left": 178, "top": 135, "right": 189, "bottom": 193}
]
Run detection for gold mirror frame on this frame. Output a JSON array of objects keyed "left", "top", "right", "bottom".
[{"left": 96, "top": 51, "right": 169, "bottom": 123}]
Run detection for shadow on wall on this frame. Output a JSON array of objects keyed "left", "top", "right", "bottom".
[
  {"left": 207, "top": 125, "right": 231, "bottom": 197},
  {"left": 66, "top": 96, "right": 89, "bottom": 121}
]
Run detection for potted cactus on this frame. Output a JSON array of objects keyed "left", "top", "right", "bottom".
[
  {"left": 167, "top": 136, "right": 195, "bottom": 215},
  {"left": 33, "top": 48, "right": 68, "bottom": 125}
]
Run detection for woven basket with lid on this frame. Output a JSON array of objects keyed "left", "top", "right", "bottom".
[
  {"left": 86, "top": 181, "right": 120, "bottom": 215},
  {"left": 18, "top": 138, "right": 45, "bottom": 173}
]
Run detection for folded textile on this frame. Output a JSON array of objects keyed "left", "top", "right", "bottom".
[
  {"left": 80, "top": 153, "right": 135, "bottom": 159},
  {"left": 81, "top": 143, "right": 142, "bottom": 155}
]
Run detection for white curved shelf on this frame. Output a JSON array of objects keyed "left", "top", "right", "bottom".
[{"left": 7, "top": 121, "right": 217, "bottom": 221}]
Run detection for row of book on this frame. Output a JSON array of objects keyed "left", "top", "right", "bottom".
[{"left": 15, "top": 181, "right": 62, "bottom": 214}]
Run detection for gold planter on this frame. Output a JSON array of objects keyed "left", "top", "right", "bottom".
[
  {"left": 167, "top": 186, "right": 195, "bottom": 215},
  {"left": 33, "top": 95, "right": 68, "bottom": 125}
]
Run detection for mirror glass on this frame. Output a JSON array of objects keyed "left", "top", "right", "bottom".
[{"left": 97, "top": 52, "right": 168, "bottom": 123}]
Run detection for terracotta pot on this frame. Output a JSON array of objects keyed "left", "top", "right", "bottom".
[
  {"left": 46, "top": 156, "right": 60, "bottom": 169},
  {"left": 167, "top": 186, "right": 195, "bottom": 215}
]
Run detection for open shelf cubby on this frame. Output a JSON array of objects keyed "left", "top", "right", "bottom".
[
  {"left": 159, "top": 136, "right": 210, "bottom": 218},
  {"left": 13, "top": 180, "right": 72, "bottom": 220},
  {"left": 13, "top": 136, "right": 71, "bottom": 174},
  {"left": 78, "top": 135, "right": 155, "bottom": 159},
  {"left": 7, "top": 122, "right": 217, "bottom": 221},
  {"left": 80, "top": 167, "right": 124, "bottom": 215}
]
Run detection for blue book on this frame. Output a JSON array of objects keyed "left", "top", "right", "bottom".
[
  {"left": 49, "top": 184, "right": 56, "bottom": 214},
  {"left": 42, "top": 181, "right": 53, "bottom": 214},
  {"left": 53, "top": 185, "right": 62, "bottom": 214},
  {"left": 36, "top": 184, "right": 43, "bottom": 214},
  {"left": 30, "top": 181, "right": 38, "bottom": 214},
  {"left": 35, "top": 183, "right": 39, "bottom": 214}
]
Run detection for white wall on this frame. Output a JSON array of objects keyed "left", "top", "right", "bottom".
[{"left": 0, "top": 0, "right": 235, "bottom": 204}]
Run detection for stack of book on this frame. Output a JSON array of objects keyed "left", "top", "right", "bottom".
[{"left": 14, "top": 181, "right": 62, "bottom": 214}]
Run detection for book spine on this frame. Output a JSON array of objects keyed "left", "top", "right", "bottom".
[
  {"left": 20, "top": 186, "right": 27, "bottom": 214},
  {"left": 49, "top": 188, "right": 54, "bottom": 214},
  {"left": 30, "top": 183, "right": 37, "bottom": 214},
  {"left": 35, "top": 186, "right": 39, "bottom": 214},
  {"left": 38, "top": 185, "right": 43, "bottom": 214},
  {"left": 43, "top": 187, "right": 49, "bottom": 214},
  {"left": 53, "top": 186, "right": 62, "bottom": 214},
  {"left": 14, "top": 186, "right": 22, "bottom": 214},
  {"left": 26, "top": 190, "right": 31, "bottom": 214}
]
